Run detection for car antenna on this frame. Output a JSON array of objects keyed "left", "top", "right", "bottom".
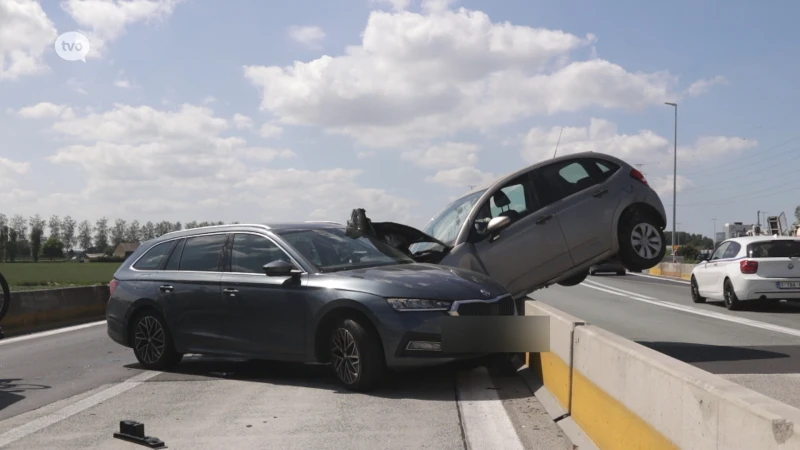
[{"left": 552, "top": 127, "right": 564, "bottom": 158}]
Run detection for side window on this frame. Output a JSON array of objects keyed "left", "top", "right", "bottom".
[
  {"left": 722, "top": 242, "right": 741, "bottom": 259},
  {"left": 179, "top": 234, "right": 226, "bottom": 272},
  {"left": 164, "top": 239, "right": 185, "bottom": 270},
  {"left": 473, "top": 174, "right": 538, "bottom": 237},
  {"left": 132, "top": 241, "right": 173, "bottom": 270},
  {"left": 540, "top": 160, "right": 599, "bottom": 201},
  {"left": 710, "top": 242, "right": 731, "bottom": 261},
  {"left": 593, "top": 159, "right": 620, "bottom": 181},
  {"left": 231, "top": 234, "right": 292, "bottom": 274}
]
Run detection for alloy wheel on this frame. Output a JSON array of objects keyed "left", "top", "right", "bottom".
[
  {"left": 331, "top": 328, "right": 360, "bottom": 385},
  {"left": 134, "top": 316, "right": 166, "bottom": 364},
  {"left": 630, "top": 223, "right": 662, "bottom": 260}
]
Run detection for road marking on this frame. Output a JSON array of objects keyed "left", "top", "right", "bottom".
[
  {"left": 0, "top": 370, "right": 159, "bottom": 447},
  {"left": 456, "top": 367, "right": 524, "bottom": 450},
  {"left": 583, "top": 279, "right": 657, "bottom": 300},
  {"left": 0, "top": 320, "right": 106, "bottom": 346},
  {"left": 580, "top": 281, "right": 800, "bottom": 339},
  {"left": 629, "top": 272, "right": 690, "bottom": 285}
]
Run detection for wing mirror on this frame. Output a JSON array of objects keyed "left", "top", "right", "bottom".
[
  {"left": 263, "top": 260, "right": 303, "bottom": 277},
  {"left": 487, "top": 216, "right": 511, "bottom": 235}
]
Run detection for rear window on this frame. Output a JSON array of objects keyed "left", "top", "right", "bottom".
[
  {"left": 132, "top": 241, "right": 173, "bottom": 270},
  {"left": 593, "top": 159, "right": 620, "bottom": 180},
  {"left": 746, "top": 240, "right": 800, "bottom": 258}
]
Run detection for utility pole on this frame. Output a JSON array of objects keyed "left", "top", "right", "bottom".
[
  {"left": 712, "top": 217, "right": 717, "bottom": 248},
  {"left": 665, "top": 102, "right": 678, "bottom": 263}
]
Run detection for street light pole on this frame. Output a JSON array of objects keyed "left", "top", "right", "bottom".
[
  {"left": 665, "top": 102, "right": 678, "bottom": 263},
  {"left": 712, "top": 217, "right": 717, "bottom": 248}
]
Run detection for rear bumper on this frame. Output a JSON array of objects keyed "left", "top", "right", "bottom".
[
  {"left": 732, "top": 278, "right": 800, "bottom": 301},
  {"left": 106, "top": 314, "right": 128, "bottom": 347}
]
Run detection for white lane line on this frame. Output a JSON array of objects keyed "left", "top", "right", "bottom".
[
  {"left": 629, "top": 271, "right": 690, "bottom": 284},
  {"left": 580, "top": 281, "right": 800, "bottom": 339},
  {"left": 0, "top": 320, "right": 106, "bottom": 346},
  {"left": 583, "top": 279, "right": 657, "bottom": 300},
  {"left": 456, "top": 367, "right": 524, "bottom": 450},
  {"left": 0, "top": 370, "right": 159, "bottom": 447}
]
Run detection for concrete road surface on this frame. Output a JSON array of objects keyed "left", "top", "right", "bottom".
[
  {"left": 0, "top": 322, "right": 574, "bottom": 449},
  {"left": 533, "top": 272, "right": 800, "bottom": 409}
]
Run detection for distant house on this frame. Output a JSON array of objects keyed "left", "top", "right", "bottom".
[{"left": 113, "top": 242, "right": 140, "bottom": 258}]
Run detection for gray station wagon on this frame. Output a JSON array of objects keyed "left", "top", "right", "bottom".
[
  {"left": 106, "top": 222, "right": 516, "bottom": 391},
  {"left": 349, "top": 151, "right": 667, "bottom": 299}
]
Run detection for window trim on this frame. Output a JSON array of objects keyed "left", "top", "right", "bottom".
[
  {"left": 226, "top": 231, "right": 306, "bottom": 276},
  {"left": 130, "top": 239, "right": 179, "bottom": 271},
  {"left": 710, "top": 241, "right": 732, "bottom": 261},
  {"left": 468, "top": 171, "right": 540, "bottom": 243},
  {"left": 129, "top": 231, "right": 233, "bottom": 274}
]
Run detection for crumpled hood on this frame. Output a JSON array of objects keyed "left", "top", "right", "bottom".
[
  {"left": 312, "top": 263, "right": 507, "bottom": 301},
  {"left": 347, "top": 208, "right": 449, "bottom": 255}
]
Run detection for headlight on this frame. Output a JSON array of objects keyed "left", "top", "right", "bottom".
[{"left": 386, "top": 298, "right": 452, "bottom": 311}]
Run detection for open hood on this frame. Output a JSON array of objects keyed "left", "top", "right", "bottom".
[{"left": 346, "top": 209, "right": 451, "bottom": 257}]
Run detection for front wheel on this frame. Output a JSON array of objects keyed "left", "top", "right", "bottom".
[
  {"left": 131, "top": 310, "right": 183, "bottom": 370},
  {"left": 558, "top": 270, "right": 589, "bottom": 287},
  {"left": 690, "top": 276, "right": 706, "bottom": 303},
  {"left": 329, "top": 318, "right": 385, "bottom": 392},
  {"left": 618, "top": 214, "right": 666, "bottom": 271}
]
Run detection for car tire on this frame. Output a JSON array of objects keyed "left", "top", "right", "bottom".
[
  {"left": 618, "top": 213, "right": 666, "bottom": 271},
  {"left": 723, "top": 279, "right": 741, "bottom": 310},
  {"left": 558, "top": 270, "right": 589, "bottom": 287},
  {"left": 589, "top": 270, "right": 597, "bottom": 276},
  {"left": 690, "top": 276, "right": 706, "bottom": 303},
  {"left": 329, "top": 318, "right": 385, "bottom": 392},
  {"left": 131, "top": 310, "right": 183, "bottom": 370},
  {"left": 616, "top": 270, "right": 626, "bottom": 276}
]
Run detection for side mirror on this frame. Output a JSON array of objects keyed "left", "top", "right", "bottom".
[
  {"left": 487, "top": 216, "right": 511, "bottom": 235},
  {"left": 263, "top": 260, "right": 302, "bottom": 277}
]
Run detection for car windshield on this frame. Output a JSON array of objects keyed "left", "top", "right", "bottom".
[
  {"left": 275, "top": 227, "right": 415, "bottom": 272},
  {"left": 746, "top": 240, "right": 800, "bottom": 258},
  {"left": 410, "top": 189, "right": 486, "bottom": 253}
]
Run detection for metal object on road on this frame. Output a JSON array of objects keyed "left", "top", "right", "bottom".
[{"left": 113, "top": 420, "right": 167, "bottom": 448}]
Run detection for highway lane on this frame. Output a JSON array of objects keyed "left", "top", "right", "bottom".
[
  {"left": 0, "top": 322, "right": 573, "bottom": 449},
  {"left": 532, "top": 272, "right": 800, "bottom": 409}
]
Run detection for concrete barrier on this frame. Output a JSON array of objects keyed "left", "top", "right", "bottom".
[
  {"left": 648, "top": 262, "right": 695, "bottom": 280},
  {"left": 1, "top": 285, "right": 110, "bottom": 337},
  {"left": 571, "top": 325, "right": 800, "bottom": 449}
]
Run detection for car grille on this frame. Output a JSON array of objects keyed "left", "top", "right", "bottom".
[{"left": 454, "top": 295, "right": 516, "bottom": 316}]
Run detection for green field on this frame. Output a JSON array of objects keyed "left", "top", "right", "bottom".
[{"left": 0, "top": 262, "right": 121, "bottom": 291}]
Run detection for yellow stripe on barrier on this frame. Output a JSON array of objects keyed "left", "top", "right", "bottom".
[
  {"left": 648, "top": 266, "right": 662, "bottom": 275},
  {"left": 571, "top": 369, "right": 678, "bottom": 450},
  {"left": 529, "top": 351, "right": 571, "bottom": 411}
]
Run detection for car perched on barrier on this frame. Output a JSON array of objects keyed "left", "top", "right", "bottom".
[
  {"left": 691, "top": 236, "right": 800, "bottom": 310},
  {"left": 106, "top": 221, "right": 517, "bottom": 391},
  {"left": 348, "top": 151, "right": 667, "bottom": 300}
]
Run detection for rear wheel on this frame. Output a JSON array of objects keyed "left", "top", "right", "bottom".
[
  {"left": 616, "top": 270, "right": 626, "bottom": 276},
  {"left": 723, "top": 279, "right": 741, "bottom": 310},
  {"left": 131, "top": 310, "right": 183, "bottom": 370},
  {"left": 558, "top": 270, "right": 589, "bottom": 287},
  {"left": 329, "top": 318, "right": 385, "bottom": 392},
  {"left": 690, "top": 276, "right": 705, "bottom": 303},
  {"left": 618, "top": 214, "right": 666, "bottom": 271}
]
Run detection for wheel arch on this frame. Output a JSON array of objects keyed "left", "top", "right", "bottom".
[
  {"left": 612, "top": 201, "right": 667, "bottom": 252},
  {"left": 312, "top": 301, "right": 384, "bottom": 364}
]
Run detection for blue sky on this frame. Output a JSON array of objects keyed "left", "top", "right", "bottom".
[{"left": 0, "top": 0, "right": 798, "bottom": 237}]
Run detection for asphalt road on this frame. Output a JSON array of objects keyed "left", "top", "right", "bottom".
[
  {"left": 533, "top": 272, "right": 800, "bottom": 409},
  {"left": 0, "top": 322, "right": 573, "bottom": 449}
]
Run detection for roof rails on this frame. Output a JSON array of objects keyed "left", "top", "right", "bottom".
[
  {"left": 304, "top": 221, "right": 342, "bottom": 225},
  {"left": 159, "top": 223, "right": 270, "bottom": 237}
]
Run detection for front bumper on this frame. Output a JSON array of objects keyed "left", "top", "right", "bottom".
[{"left": 732, "top": 277, "right": 800, "bottom": 301}]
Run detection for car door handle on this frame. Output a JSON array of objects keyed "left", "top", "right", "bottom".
[
  {"left": 159, "top": 285, "right": 173, "bottom": 292},
  {"left": 592, "top": 188, "right": 609, "bottom": 197},
  {"left": 223, "top": 288, "right": 239, "bottom": 296},
  {"left": 536, "top": 215, "right": 553, "bottom": 224}
]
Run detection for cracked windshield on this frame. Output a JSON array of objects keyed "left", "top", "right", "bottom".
[{"left": 2, "top": 1, "right": 800, "bottom": 449}]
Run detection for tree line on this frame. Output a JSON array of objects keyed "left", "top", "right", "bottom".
[{"left": 0, "top": 214, "right": 230, "bottom": 262}]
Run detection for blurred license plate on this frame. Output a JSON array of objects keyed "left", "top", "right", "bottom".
[{"left": 777, "top": 282, "right": 800, "bottom": 289}]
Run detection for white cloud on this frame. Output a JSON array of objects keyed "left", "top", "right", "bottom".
[
  {"left": 426, "top": 166, "right": 495, "bottom": 188},
  {"left": 0, "top": 0, "right": 58, "bottom": 81},
  {"left": 522, "top": 118, "right": 756, "bottom": 167},
  {"left": 244, "top": 6, "right": 694, "bottom": 149},
  {"left": 371, "top": 0, "right": 411, "bottom": 11},
  {"left": 258, "top": 123, "right": 283, "bottom": 139},
  {"left": 0, "top": 156, "right": 30, "bottom": 177},
  {"left": 17, "top": 102, "right": 75, "bottom": 119},
  {"left": 60, "top": 0, "right": 184, "bottom": 58},
  {"left": 686, "top": 75, "right": 727, "bottom": 97},
  {"left": 233, "top": 113, "right": 253, "bottom": 129},
  {"left": 202, "top": 95, "right": 216, "bottom": 104},
  {"left": 114, "top": 78, "right": 131, "bottom": 88},
  {"left": 650, "top": 174, "right": 692, "bottom": 197},
  {"left": 401, "top": 142, "right": 480, "bottom": 169},
  {"left": 287, "top": 25, "right": 326, "bottom": 49}
]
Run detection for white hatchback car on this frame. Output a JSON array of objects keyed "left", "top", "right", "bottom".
[{"left": 690, "top": 236, "right": 800, "bottom": 310}]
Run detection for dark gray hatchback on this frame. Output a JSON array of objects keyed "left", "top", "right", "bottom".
[{"left": 106, "top": 222, "right": 516, "bottom": 391}]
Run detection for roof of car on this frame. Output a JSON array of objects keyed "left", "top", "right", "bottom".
[
  {"left": 724, "top": 235, "right": 800, "bottom": 244},
  {"left": 153, "top": 221, "right": 344, "bottom": 240}
]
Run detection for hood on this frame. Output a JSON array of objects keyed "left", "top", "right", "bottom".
[
  {"left": 347, "top": 208, "right": 450, "bottom": 255},
  {"left": 311, "top": 263, "right": 507, "bottom": 301}
]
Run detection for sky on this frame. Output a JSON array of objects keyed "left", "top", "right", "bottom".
[{"left": 1, "top": 0, "right": 799, "bottom": 237}]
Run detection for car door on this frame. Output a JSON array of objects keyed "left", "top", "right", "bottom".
[
  {"left": 470, "top": 171, "right": 573, "bottom": 296},
  {"left": 538, "top": 158, "right": 621, "bottom": 266},
  {"left": 219, "top": 232, "right": 308, "bottom": 358},
  {"left": 695, "top": 241, "right": 730, "bottom": 298},
  {"left": 709, "top": 241, "right": 741, "bottom": 297},
  {"left": 159, "top": 233, "right": 227, "bottom": 354}
]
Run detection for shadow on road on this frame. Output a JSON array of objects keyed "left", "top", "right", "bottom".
[
  {"left": 124, "top": 355, "right": 531, "bottom": 401},
  {"left": 0, "top": 378, "right": 50, "bottom": 411},
  {"left": 637, "top": 341, "right": 800, "bottom": 374}
]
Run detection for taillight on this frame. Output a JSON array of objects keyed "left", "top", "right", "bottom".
[
  {"left": 630, "top": 168, "right": 648, "bottom": 186},
  {"left": 740, "top": 260, "right": 758, "bottom": 274},
  {"left": 109, "top": 279, "right": 120, "bottom": 296}
]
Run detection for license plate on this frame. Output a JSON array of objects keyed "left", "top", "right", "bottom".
[{"left": 777, "top": 282, "right": 800, "bottom": 289}]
